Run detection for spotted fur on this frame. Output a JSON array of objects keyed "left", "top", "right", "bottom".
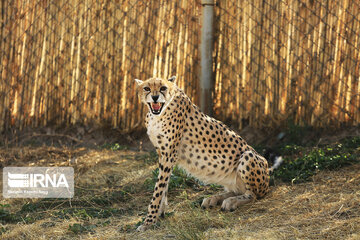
[{"left": 135, "top": 76, "right": 283, "bottom": 231}]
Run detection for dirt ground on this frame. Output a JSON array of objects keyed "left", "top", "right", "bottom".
[{"left": 0, "top": 142, "right": 359, "bottom": 240}]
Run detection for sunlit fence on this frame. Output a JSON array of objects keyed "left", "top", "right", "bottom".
[
  {"left": 1, "top": 0, "right": 359, "bottom": 133},
  {"left": 0, "top": 0, "right": 201, "bottom": 132},
  {"left": 214, "top": 0, "right": 360, "bottom": 129}
]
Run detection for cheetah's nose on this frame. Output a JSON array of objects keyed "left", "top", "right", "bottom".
[{"left": 152, "top": 95, "right": 159, "bottom": 102}]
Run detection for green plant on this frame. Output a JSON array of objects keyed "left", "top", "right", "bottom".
[
  {"left": 273, "top": 137, "right": 359, "bottom": 183},
  {"left": 100, "top": 143, "right": 128, "bottom": 151},
  {"left": 20, "top": 202, "right": 38, "bottom": 213},
  {"left": 144, "top": 166, "right": 202, "bottom": 191},
  {"left": 0, "top": 226, "right": 7, "bottom": 235},
  {"left": 341, "top": 136, "right": 360, "bottom": 149},
  {"left": 0, "top": 204, "right": 18, "bottom": 223}
]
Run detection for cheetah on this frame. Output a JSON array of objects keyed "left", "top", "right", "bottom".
[{"left": 135, "top": 76, "right": 283, "bottom": 231}]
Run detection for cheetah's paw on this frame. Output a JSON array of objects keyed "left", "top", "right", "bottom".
[
  {"left": 201, "top": 196, "right": 223, "bottom": 209},
  {"left": 136, "top": 224, "right": 150, "bottom": 232}
]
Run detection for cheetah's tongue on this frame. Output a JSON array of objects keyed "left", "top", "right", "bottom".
[{"left": 152, "top": 102, "right": 161, "bottom": 111}]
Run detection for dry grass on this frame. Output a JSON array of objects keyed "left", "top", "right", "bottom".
[{"left": 0, "top": 146, "right": 359, "bottom": 240}]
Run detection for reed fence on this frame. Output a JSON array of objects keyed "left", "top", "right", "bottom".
[
  {"left": 0, "top": 0, "right": 359, "bottom": 134},
  {"left": 214, "top": 0, "right": 360, "bottom": 129}
]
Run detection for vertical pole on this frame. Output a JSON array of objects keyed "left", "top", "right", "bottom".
[{"left": 200, "top": 0, "right": 214, "bottom": 115}]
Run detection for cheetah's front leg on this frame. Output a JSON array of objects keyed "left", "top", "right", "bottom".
[
  {"left": 158, "top": 180, "right": 169, "bottom": 217},
  {"left": 137, "top": 157, "right": 174, "bottom": 231}
]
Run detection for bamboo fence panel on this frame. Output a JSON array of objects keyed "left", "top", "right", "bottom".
[
  {"left": 0, "top": 0, "right": 359, "bottom": 133},
  {"left": 214, "top": 0, "right": 360, "bottom": 129},
  {"left": 0, "top": 0, "right": 201, "bottom": 133}
]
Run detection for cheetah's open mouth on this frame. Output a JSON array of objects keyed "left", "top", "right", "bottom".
[{"left": 148, "top": 102, "right": 164, "bottom": 115}]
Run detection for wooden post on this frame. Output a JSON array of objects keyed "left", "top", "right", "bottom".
[{"left": 200, "top": 0, "right": 215, "bottom": 115}]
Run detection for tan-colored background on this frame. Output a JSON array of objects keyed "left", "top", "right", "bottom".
[{"left": 1, "top": 0, "right": 359, "bottom": 132}]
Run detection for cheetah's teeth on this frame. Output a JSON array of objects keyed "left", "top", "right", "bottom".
[{"left": 152, "top": 102, "right": 162, "bottom": 111}]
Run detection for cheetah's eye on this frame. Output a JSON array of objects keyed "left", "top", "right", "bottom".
[
  {"left": 160, "top": 86, "right": 167, "bottom": 92},
  {"left": 143, "top": 87, "right": 151, "bottom": 92}
]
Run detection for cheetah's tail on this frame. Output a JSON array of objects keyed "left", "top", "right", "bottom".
[{"left": 268, "top": 156, "right": 283, "bottom": 175}]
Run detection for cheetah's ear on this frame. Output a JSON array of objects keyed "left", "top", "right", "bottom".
[
  {"left": 135, "top": 79, "right": 144, "bottom": 86},
  {"left": 168, "top": 76, "right": 177, "bottom": 83}
]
